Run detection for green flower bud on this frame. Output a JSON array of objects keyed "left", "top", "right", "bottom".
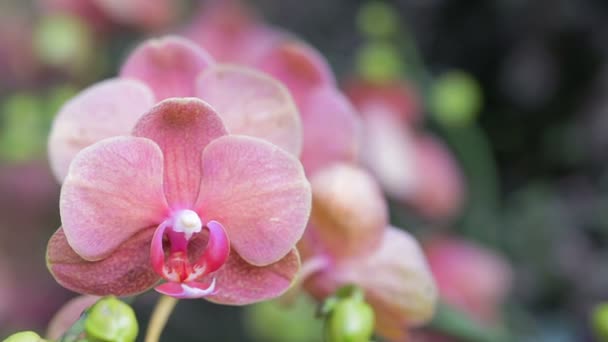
[
  {"left": 593, "top": 303, "right": 608, "bottom": 341},
  {"left": 2, "top": 331, "right": 46, "bottom": 342},
  {"left": 430, "top": 70, "right": 483, "bottom": 127},
  {"left": 324, "top": 298, "right": 375, "bottom": 342},
  {"left": 84, "top": 296, "right": 138, "bottom": 342},
  {"left": 357, "top": 2, "right": 399, "bottom": 38},
  {"left": 356, "top": 42, "right": 404, "bottom": 84}
]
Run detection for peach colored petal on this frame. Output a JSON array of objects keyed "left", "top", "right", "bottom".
[
  {"left": 299, "top": 88, "right": 361, "bottom": 175},
  {"left": 47, "top": 228, "right": 159, "bottom": 296},
  {"left": 132, "top": 98, "right": 228, "bottom": 208},
  {"left": 196, "top": 135, "right": 311, "bottom": 266},
  {"left": 308, "top": 164, "right": 386, "bottom": 259},
  {"left": 305, "top": 228, "right": 437, "bottom": 339},
  {"left": 202, "top": 248, "right": 300, "bottom": 305},
  {"left": 120, "top": 36, "right": 213, "bottom": 100},
  {"left": 60, "top": 136, "right": 169, "bottom": 260},
  {"left": 197, "top": 64, "right": 302, "bottom": 156},
  {"left": 48, "top": 78, "right": 155, "bottom": 182},
  {"left": 46, "top": 295, "right": 100, "bottom": 340}
]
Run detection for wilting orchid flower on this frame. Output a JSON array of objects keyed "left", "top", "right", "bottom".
[
  {"left": 183, "top": 2, "right": 361, "bottom": 176},
  {"left": 424, "top": 236, "right": 512, "bottom": 324},
  {"left": 344, "top": 79, "right": 465, "bottom": 220},
  {"left": 298, "top": 163, "right": 437, "bottom": 341},
  {"left": 48, "top": 35, "right": 302, "bottom": 183},
  {"left": 47, "top": 98, "right": 311, "bottom": 302}
]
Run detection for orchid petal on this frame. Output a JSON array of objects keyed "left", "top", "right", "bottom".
[
  {"left": 155, "top": 279, "right": 216, "bottom": 299},
  {"left": 308, "top": 164, "right": 387, "bottom": 259},
  {"left": 197, "top": 64, "right": 302, "bottom": 156},
  {"left": 60, "top": 136, "right": 169, "bottom": 260},
  {"left": 201, "top": 248, "right": 300, "bottom": 305},
  {"left": 256, "top": 40, "right": 336, "bottom": 97},
  {"left": 120, "top": 36, "right": 213, "bottom": 100},
  {"left": 196, "top": 135, "right": 311, "bottom": 266},
  {"left": 132, "top": 98, "right": 228, "bottom": 208},
  {"left": 304, "top": 228, "right": 437, "bottom": 338},
  {"left": 47, "top": 295, "right": 100, "bottom": 340},
  {"left": 48, "top": 78, "right": 155, "bottom": 182},
  {"left": 192, "top": 220, "right": 230, "bottom": 276},
  {"left": 299, "top": 88, "right": 361, "bottom": 175},
  {"left": 47, "top": 228, "right": 159, "bottom": 296}
]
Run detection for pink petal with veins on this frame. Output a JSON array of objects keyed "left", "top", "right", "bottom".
[
  {"left": 133, "top": 98, "right": 228, "bottom": 208},
  {"left": 196, "top": 135, "right": 311, "bottom": 266},
  {"left": 48, "top": 78, "right": 155, "bottom": 182},
  {"left": 201, "top": 248, "right": 300, "bottom": 305},
  {"left": 47, "top": 228, "right": 159, "bottom": 296},
  {"left": 299, "top": 88, "right": 360, "bottom": 175},
  {"left": 60, "top": 136, "right": 169, "bottom": 260},
  {"left": 120, "top": 36, "right": 214, "bottom": 100},
  {"left": 307, "top": 164, "right": 386, "bottom": 259},
  {"left": 256, "top": 40, "right": 336, "bottom": 97},
  {"left": 197, "top": 64, "right": 302, "bottom": 156}
]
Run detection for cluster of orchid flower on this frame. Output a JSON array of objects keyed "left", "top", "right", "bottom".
[{"left": 2, "top": 1, "right": 515, "bottom": 342}]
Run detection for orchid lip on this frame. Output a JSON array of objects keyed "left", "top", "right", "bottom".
[{"left": 150, "top": 211, "right": 230, "bottom": 298}]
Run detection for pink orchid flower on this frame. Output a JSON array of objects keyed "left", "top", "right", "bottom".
[
  {"left": 48, "top": 35, "right": 302, "bottom": 183},
  {"left": 344, "top": 79, "right": 465, "bottom": 220},
  {"left": 424, "top": 236, "right": 512, "bottom": 324},
  {"left": 47, "top": 98, "right": 311, "bottom": 302},
  {"left": 298, "top": 163, "right": 437, "bottom": 341},
  {"left": 46, "top": 35, "right": 311, "bottom": 302},
  {"left": 181, "top": 1, "right": 361, "bottom": 176}
]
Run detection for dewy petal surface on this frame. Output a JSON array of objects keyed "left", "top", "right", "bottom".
[
  {"left": 47, "top": 228, "right": 159, "bottom": 296},
  {"left": 60, "top": 137, "right": 169, "bottom": 260},
  {"left": 196, "top": 64, "right": 302, "bottom": 156},
  {"left": 201, "top": 248, "right": 300, "bottom": 305},
  {"left": 309, "top": 164, "right": 387, "bottom": 259},
  {"left": 120, "top": 36, "right": 214, "bottom": 100},
  {"left": 196, "top": 135, "right": 311, "bottom": 266},
  {"left": 133, "top": 98, "right": 228, "bottom": 208},
  {"left": 299, "top": 88, "right": 360, "bottom": 175},
  {"left": 48, "top": 78, "right": 156, "bottom": 182}
]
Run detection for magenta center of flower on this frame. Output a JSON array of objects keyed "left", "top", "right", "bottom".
[{"left": 150, "top": 209, "right": 230, "bottom": 299}]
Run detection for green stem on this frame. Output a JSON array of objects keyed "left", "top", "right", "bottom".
[{"left": 144, "top": 296, "right": 178, "bottom": 342}]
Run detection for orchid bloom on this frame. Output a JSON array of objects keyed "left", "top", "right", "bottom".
[
  {"left": 46, "top": 36, "right": 311, "bottom": 302},
  {"left": 47, "top": 98, "right": 311, "bottom": 302},
  {"left": 344, "top": 79, "right": 465, "bottom": 220},
  {"left": 183, "top": 1, "right": 361, "bottom": 176},
  {"left": 298, "top": 164, "right": 437, "bottom": 341},
  {"left": 424, "top": 236, "right": 513, "bottom": 324}
]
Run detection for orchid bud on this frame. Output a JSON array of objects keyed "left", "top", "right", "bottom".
[
  {"left": 84, "top": 297, "right": 138, "bottom": 342},
  {"left": 2, "top": 331, "right": 46, "bottom": 342},
  {"left": 323, "top": 287, "right": 375, "bottom": 342},
  {"left": 592, "top": 303, "right": 608, "bottom": 342},
  {"left": 357, "top": 1, "right": 398, "bottom": 38},
  {"left": 356, "top": 42, "right": 404, "bottom": 85},
  {"left": 430, "top": 70, "right": 482, "bottom": 126}
]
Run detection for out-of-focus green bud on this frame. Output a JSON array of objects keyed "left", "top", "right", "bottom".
[
  {"left": 430, "top": 70, "right": 483, "bottom": 126},
  {"left": 0, "top": 93, "right": 45, "bottom": 161},
  {"left": 324, "top": 298, "right": 375, "bottom": 342},
  {"left": 46, "top": 85, "right": 79, "bottom": 117},
  {"left": 592, "top": 303, "right": 608, "bottom": 341},
  {"left": 357, "top": 1, "right": 399, "bottom": 38},
  {"left": 2, "top": 331, "right": 46, "bottom": 342},
  {"left": 84, "top": 296, "right": 138, "bottom": 342},
  {"left": 245, "top": 295, "right": 323, "bottom": 342},
  {"left": 356, "top": 41, "right": 404, "bottom": 84},
  {"left": 33, "top": 14, "right": 93, "bottom": 75}
]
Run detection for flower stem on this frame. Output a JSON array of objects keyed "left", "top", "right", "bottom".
[{"left": 144, "top": 295, "right": 178, "bottom": 342}]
